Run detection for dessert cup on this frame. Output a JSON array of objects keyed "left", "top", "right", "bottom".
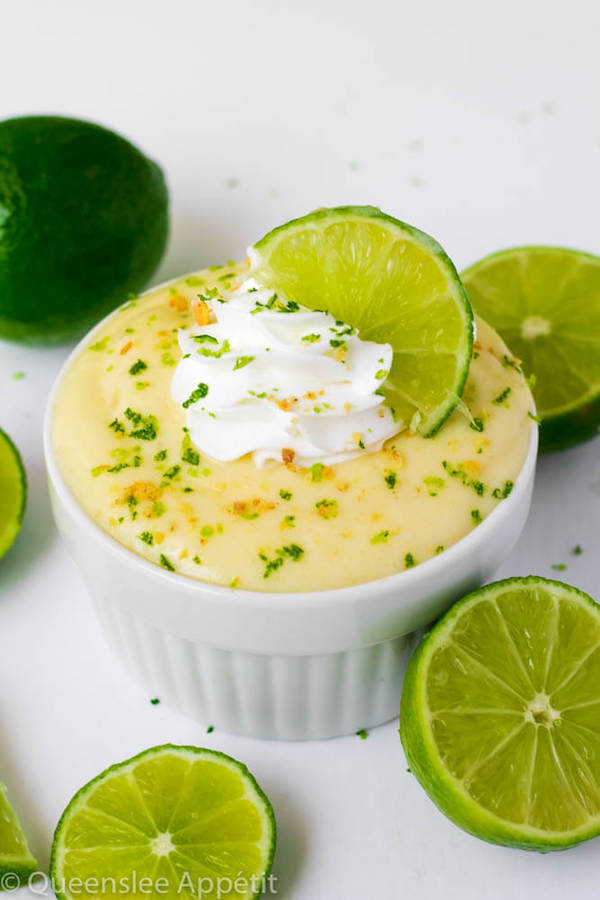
[{"left": 44, "top": 284, "right": 538, "bottom": 740}]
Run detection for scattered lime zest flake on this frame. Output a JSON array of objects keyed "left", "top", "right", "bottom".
[
  {"left": 159, "top": 553, "right": 175, "bottom": 571},
  {"left": 371, "top": 530, "right": 391, "bottom": 544},
  {"left": 492, "top": 386, "right": 512, "bottom": 406},
  {"left": 310, "top": 462, "right": 325, "bottom": 482},
  {"left": 89, "top": 336, "right": 109, "bottom": 351},
  {"left": 384, "top": 470, "right": 397, "bottom": 489},
  {"left": 424, "top": 475, "right": 445, "bottom": 496},
  {"left": 315, "top": 498, "right": 338, "bottom": 519},
  {"left": 128, "top": 359, "right": 148, "bottom": 376},
  {"left": 183, "top": 382, "right": 209, "bottom": 408},
  {"left": 492, "top": 480, "right": 514, "bottom": 499},
  {"left": 442, "top": 460, "right": 484, "bottom": 496},
  {"left": 259, "top": 543, "right": 305, "bottom": 579},
  {"left": 233, "top": 355, "right": 255, "bottom": 371}
]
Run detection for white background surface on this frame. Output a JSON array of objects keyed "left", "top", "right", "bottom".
[{"left": 1, "top": 0, "right": 600, "bottom": 896}]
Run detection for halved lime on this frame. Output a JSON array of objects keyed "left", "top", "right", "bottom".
[
  {"left": 249, "top": 206, "right": 474, "bottom": 436},
  {"left": 50, "top": 745, "right": 276, "bottom": 900},
  {"left": 400, "top": 576, "right": 600, "bottom": 851},
  {"left": 0, "top": 428, "right": 26, "bottom": 558},
  {"left": 0, "top": 783, "right": 38, "bottom": 886},
  {"left": 461, "top": 247, "right": 600, "bottom": 452}
]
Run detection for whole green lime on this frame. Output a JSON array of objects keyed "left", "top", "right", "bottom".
[{"left": 0, "top": 115, "right": 169, "bottom": 344}]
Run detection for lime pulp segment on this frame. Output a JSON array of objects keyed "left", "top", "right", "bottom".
[
  {"left": 50, "top": 745, "right": 276, "bottom": 900},
  {"left": 0, "top": 784, "right": 38, "bottom": 886},
  {"left": 400, "top": 576, "right": 600, "bottom": 851},
  {"left": 0, "top": 428, "right": 26, "bottom": 558},
  {"left": 461, "top": 246, "right": 600, "bottom": 451},
  {"left": 250, "top": 206, "right": 474, "bottom": 436}
]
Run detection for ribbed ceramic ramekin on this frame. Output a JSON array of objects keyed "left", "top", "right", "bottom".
[{"left": 43, "top": 307, "right": 538, "bottom": 740}]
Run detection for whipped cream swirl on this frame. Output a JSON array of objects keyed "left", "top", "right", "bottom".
[{"left": 171, "top": 279, "right": 400, "bottom": 466}]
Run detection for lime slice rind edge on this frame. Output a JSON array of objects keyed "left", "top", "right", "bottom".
[{"left": 0, "top": 428, "right": 27, "bottom": 559}]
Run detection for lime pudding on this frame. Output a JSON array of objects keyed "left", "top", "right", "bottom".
[{"left": 53, "top": 216, "right": 534, "bottom": 592}]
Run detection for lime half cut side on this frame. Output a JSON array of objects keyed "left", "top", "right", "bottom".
[
  {"left": 461, "top": 246, "right": 600, "bottom": 452},
  {"left": 50, "top": 745, "right": 276, "bottom": 900},
  {"left": 0, "top": 428, "right": 26, "bottom": 558},
  {"left": 0, "top": 784, "right": 38, "bottom": 886},
  {"left": 250, "top": 206, "right": 474, "bottom": 436},
  {"left": 400, "top": 576, "right": 600, "bottom": 851}
]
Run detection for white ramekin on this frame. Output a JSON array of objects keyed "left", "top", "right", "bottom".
[{"left": 43, "top": 295, "right": 538, "bottom": 741}]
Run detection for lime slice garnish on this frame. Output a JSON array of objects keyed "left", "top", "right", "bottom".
[
  {"left": 250, "top": 206, "right": 473, "bottom": 436},
  {"left": 461, "top": 246, "right": 600, "bottom": 452},
  {"left": 0, "top": 428, "right": 26, "bottom": 558},
  {"left": 400, "top": 576, "right": 600, "bottom": 851},
  {"left": 0, "top": 783, "right": 38, "bottom": 885},
  {"left": 51, "top": 745, "right": 276, "bottom": 900}
]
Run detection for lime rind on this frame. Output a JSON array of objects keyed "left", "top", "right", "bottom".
[
  {"left": 400, "top": 576, "right": 600, "bottom": 851},
  {"left": 0, "top": 428, "right": 27, "bottom": 558},
  {"left": 0, "top": 859, "right": 38, "bottom": 889},
  {"left": 462, "top": 246, "right": 600, "bottom": 452},
  {"left": 250, "top": 205, "right": 474, "bottom": 437},
  {"left": 50, "top": 744, "right": 276, "bottom": 900},
  {"left": 0, "top": 115, "right": 169, "bottom": 345},
  {"left": 0, "top": 784, "right": 38, "bottom": 887}
]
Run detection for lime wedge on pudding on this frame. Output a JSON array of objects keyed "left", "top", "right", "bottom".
[
  {"left": 0, "top": 428, "right": 26, "bottom": 558},
  {"left": 50, "top": 745, "right": 276, "bottom": 900},
  {"left": 461, "top": 246, "right": 600, "bottom": 452},
  {"left": 400, "top": 576, "right": 600, "bottom": 851},
  {"left": 250, "top": 206, "right": 474, "bottom": 436},
  {"left": 0, "top": 784, "right": 38, "bottom": 886}
]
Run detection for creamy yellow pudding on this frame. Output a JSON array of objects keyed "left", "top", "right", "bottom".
[{"left": 53, "top": 262, "right": 534, "bottom": 592}]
